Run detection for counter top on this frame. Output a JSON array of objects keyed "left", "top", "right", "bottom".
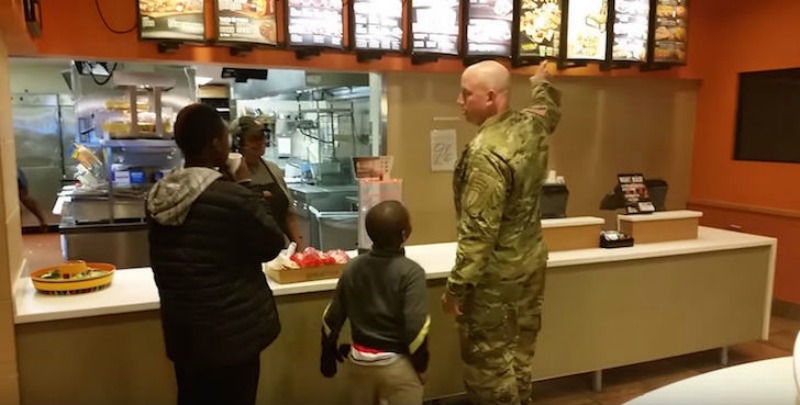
[
  {"left": 13, "top": 227, "right": 776, "bottom": 325},
  {"left": 542, "top": 216, "right": 605, "bottom": 228},
  {"left": 618, "top": 210, "right": 703, "bottom": 222}
]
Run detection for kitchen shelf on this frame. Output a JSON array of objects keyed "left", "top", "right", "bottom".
[
  {"left": 100, "top": 139, "right": 176, "bottom": 149},
  {"left": 298, "top": 108, "right": 355, "bottom": 114}
]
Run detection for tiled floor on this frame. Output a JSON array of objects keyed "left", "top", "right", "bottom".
[{"left": 20, "top": 233, "right": 800, "bottom": 405}]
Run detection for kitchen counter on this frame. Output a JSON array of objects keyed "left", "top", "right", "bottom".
[
  {"left": 14, "top": 226, "right": 775, "bottom": 324},
  {"left": 287, "top": 183, "right": 358, "bottom": 195}
]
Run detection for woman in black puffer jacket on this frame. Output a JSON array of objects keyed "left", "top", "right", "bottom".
[{"left": 147, "top": 104, "right": 284, "bottom": 405}]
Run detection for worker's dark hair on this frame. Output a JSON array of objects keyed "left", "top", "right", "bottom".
[
  {"left": 174, "top": 103, "right": 227, "bottom": 158},
  {"left": 366, "top": 200, "right": 410, "bottom": 248}
]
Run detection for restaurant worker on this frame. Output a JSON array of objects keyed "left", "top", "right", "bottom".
[
  {"left": 230, "top": 116, "right": 304, "bottom": 248},
  {"left": 441, "top": 60, "right": 562, "bottom": 405},
  {"left": 147, "top": 104, "right": 285, "bottom": 405}
]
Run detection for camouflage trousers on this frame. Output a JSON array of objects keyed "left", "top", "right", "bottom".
[{"left": 457, "top": 269, "right": 545, "bottom": 405}]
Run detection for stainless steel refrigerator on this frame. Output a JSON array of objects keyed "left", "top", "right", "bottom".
[{"left": 12, "top": 93, "right": 76, "bottom": 228}]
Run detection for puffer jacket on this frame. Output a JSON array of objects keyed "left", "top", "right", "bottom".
[{"left": 147, "top": 167, "right": 284, "bottom": 366}]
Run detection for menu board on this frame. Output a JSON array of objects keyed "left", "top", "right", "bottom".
[
  {"left": 565, "top": 0, "right": 608, "bottom": 60},
  {"left": 138, "top": 0, "right": 205, "bottom": 41},
  {"left": 653, "top": 0, "right": 688, "bottom": 63},
  {"left": 466, "top": 0, "right": 514, "bottom": 57},
  {"left": 353, "top": 0, "right": 403, "bottom": 52},
  {"left": 411, "top": 0, "right": 460, "bottom": 56},
  {"left": 518, "top": 0, "right": 562, "bottom": 59},
  {"left": 287, "top": 0, "right": 344, "bottom": 48},
  {"left": 216, "top": 0, "right": 278, "bottom": 45},
  {"left": 618, "top": 173, "right": 655, "bottom": 214},
  {"left": 612, "top": 0, "right": 649, "bottom": 62}
]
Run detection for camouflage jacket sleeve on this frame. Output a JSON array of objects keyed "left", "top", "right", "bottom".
[
  {"left": 446, "top": 150, "right": 510, "bottom": 299},
  {"left": 521, "top": 78, "right": 562, "bottom": 135}
]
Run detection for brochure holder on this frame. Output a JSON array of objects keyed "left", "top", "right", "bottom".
[
  {"left": 352, "top": 156, "right": 402, "bottom": 253},
  {"left": 357, "top": 178, "right": 403, "bottom": 253}
]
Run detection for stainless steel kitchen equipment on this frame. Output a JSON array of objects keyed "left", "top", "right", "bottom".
[
  {"left": 289, "top": 184, "right": 357, "bottom": 250},
  {"left": 310, "top": 207, "right": 358, "bottom": 251},
  {"left": 12, "top": 93, "right": 70, "bottom": 227}
]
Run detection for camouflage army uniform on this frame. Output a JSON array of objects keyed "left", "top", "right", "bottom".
[{"left": 448, "top": 77, "right": 561, "bottom": 405}]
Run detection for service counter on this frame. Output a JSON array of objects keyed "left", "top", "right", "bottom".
[{"left": 13, "top": 226, "right": 776, "bottom": 405}]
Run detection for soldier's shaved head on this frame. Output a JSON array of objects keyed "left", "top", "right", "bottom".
[
  {"left": 366, "top": 201, "right": 412, "bottom": 248},
  {"left": 463, "top": 60, "right": 511, "bottom": 94},
  {"left": 457, "top": 61, "right": 512, "bottom": 126}
]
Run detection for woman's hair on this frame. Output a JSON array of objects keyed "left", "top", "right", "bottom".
[
  {"left": 174, "top": 103, "right": 227, "bottom": 158},
  {"left": 230, "top": 116, "right": 265, "bottom": 151}
]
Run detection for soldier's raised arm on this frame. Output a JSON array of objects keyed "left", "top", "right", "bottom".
[
  {"left": 521, "top": 60, "right": 562, "bottom": 135},
  {"left": 446, "top": 151, "right": 511, "bottom": 300}
]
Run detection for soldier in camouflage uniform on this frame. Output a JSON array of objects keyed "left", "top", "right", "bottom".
[{"left": 441, "top": 60, "right": 561, "bottom": 405}]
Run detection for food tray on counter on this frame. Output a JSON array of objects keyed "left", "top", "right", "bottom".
[
  {"left": 265, "top": 264, "right": 344, "bottom": 284},
  {"left": 31, "top": 261, "right": 116, "bottom": 295}
]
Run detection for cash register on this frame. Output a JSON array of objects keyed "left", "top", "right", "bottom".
[{"left": 541, "top": 184, "right": 569, "bottom": 219}]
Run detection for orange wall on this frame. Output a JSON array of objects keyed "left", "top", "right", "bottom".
[
  {"left": 689, "top": 0, "right": 800, "bottom": 209},
  {"left": 689, "top": 0, "right": 800, "bottom": 303},
  {"left": 27, "top": 0, "right": 696, "bottom": 79},
  {"left": 0, "top": 0, "right": 36, "bottom": 54}
]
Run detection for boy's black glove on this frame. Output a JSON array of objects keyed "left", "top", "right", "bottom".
[{"left": 320, "top": 335, "right": 350, "bottom": 377}]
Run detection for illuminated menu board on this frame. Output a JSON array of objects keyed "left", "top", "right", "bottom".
[
  {"left": 352, "top": 0, "right": 403, "bottom": 52},
  {"left": 287, "top": 0, "right": 344, "bottom": 48},
  {"left": 411, "top": 0, "right": 461, "bottom": 56},
  {"left": 653, "top": 0, "right": 688, "bottom": 63},
  {"left": 517, "top": 0, "right": 562, "bottom": 59},
  {"left": 139, "top": 0, "right": 205, "bottom": 41},
  {"left": 465, "top": 0, "right": 514, "bottom": 57},
  {"left": 611, "top": 0, "right": 649, "bottom": 62},
  {"left": 216, "top": 0, "right": 278, "bottom": 45},
  {"left": 565, "top": 0, "right": 608, "bottom": 60}
]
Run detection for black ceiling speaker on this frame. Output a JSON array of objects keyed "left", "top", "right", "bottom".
[{"left": 221, "top": 68, "right": 269, "bottom": 83}]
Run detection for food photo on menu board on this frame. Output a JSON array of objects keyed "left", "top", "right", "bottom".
[
  {"left": 287, "top": 0, "right": 344, "bottom": 48},
  {"left": 653, "top": 0, "right": 688, "bottom": 63},
  {"left": 353, "top": 0, "right": 403, "bottom": 52},
  {"left": 411, "top": 0, "right": 460, "bottom": 56},
  {"left": 216, "top": 0, "right": 277, "bottom": 45},
  {"left": 466, "top": 0, "right": 514, "bottom": 57},
  {"left": 565, "top": 0, "right": 608, "bottom": 60},
  {"left": 518, "top": 0, "right": 561, "bottom": 59},
  {"left": 612, "top": 0, "right": 649, "bottom": 62},
  {"left": 139, "top": 0, "right": 205, "bottom": 41}
]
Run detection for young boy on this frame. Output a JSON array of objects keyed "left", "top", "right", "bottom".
[{"left": 320, "top": 200, "right": 430, "bottom": 405}]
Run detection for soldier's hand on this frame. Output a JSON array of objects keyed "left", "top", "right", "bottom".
[
  {"left": 532, "top": 60, "right": 551, "bottom": 82},
  {"left": 417, "top": 371, "right": 429, "bottom": 385},
  {"left": 441, "top": 291, "right": 462, "bottom": 316}
]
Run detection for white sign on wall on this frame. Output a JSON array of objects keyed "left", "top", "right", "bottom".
[{"left": 430, "top": 129, "right": 457, "bottom": 172}]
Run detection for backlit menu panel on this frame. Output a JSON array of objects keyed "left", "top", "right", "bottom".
[
  {"left": 612, "top": 0, "right": 649, "bottom": 62},
  {"left": 466, "top": 0, "right": 514, "bottom": 57},
  {"left": 565, "top": 0, "right": 608, "bottom": 60},
  {"left": 353, "top": 0, "right": 403, "bottom": 52},
  {"left": 518, "top": 0, "right": 562, "bottom": 59},
  {"left": 411, "top": 0, "right": 460, "bottom": 55},
  {"left": 216, "top": 0, "right": 278, "bottom": 45},
  {"left": 287, "top": 0, "right": 344, "bottom": 48},
  {"left": 139, "top": 0, "right": 205, "bottom": 41},
  {"left": 653, "top": 0, "right": 688, "bottom": 63}
]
